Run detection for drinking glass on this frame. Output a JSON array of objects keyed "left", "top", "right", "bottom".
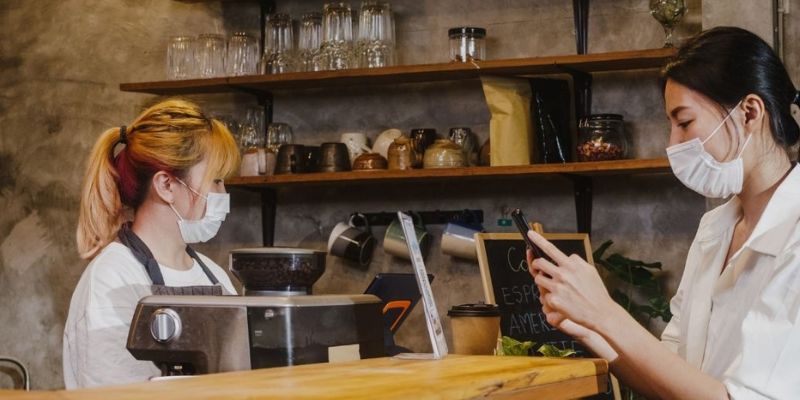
[
  {"left": 649, "top": 0, "right": 687, "bottom": 48},
  {"left": 166, "top": 36, "right": 195, "bottom": 80},
  {"left": 196, "top": 33, "right": 226, "bottom": 78},
  {"left": 356, "top": 1, "right": 395, "bottom": 68},
  {"left": 263, "top": 14, "right": 297, "bottom": 74},
  {"left": 267, "top": 123, "right": 294, "bottom": 153},
  {"left": 226, "top": 32, "right": 259, "bottom": 76},
  {"left": 299, "top": 12, "right": 325, "bottom": 71},
  {"left": 322, "top": 2, "right": 355, "bottom": 70},
  {"left": 238, "top": 113, "right": 264, "bottom": 177}
]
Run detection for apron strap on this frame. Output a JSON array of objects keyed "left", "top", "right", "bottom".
[
  {"left": 118, "top": 223, "right": 219, "bottom": 286},
  {"left": 118, "top": 223, "right": 166, "bottom": 285},
  {"left": 185, "top": 246, "right": 220, "bottom": 285}
]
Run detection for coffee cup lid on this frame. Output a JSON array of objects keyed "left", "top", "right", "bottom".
[{"left": 447, "top": 302, "right": 500, "bottom": 317}]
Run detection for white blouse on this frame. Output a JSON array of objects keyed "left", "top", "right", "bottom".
[
  {"left": 661, "top": 165, "right": 800, "bottom": 399},
  {"left": 63, "top": 242, "right": 237, "bottom": 389}
]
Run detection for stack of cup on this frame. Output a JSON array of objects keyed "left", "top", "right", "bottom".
[{"left": 356, "top": 1, "right": 396, "bottom": 68}]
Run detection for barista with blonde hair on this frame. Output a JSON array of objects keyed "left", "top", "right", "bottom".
[{"left": 64, "top": 99, "right": 240, "bottom": 388}]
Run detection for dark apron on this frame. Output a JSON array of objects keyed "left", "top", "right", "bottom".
[{"left": 117, "top": 223, "right": 223, "bottom": 296}]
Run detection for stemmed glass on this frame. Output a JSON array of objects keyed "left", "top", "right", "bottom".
[{"left": 649, "top": 0, "right": 688, "bottom": 48}]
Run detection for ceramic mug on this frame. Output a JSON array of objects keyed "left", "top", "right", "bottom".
[
  {"left": 341, "top": 132, "right": 371, "bottom": 165},
  {"left": 328, "top": 213, "right": 376, "bottom": 266},
  {"left": 441, "top": 222, "right": 484, "bottom": 260},
  {"left": 373, "top": 128, "right": 403, "bottom": 158},
  {"left": 319, "top": 142, "right": 352, "bottom": 172},
  {"left": 383, "top": 214, "right": 431, "bottom": 260},
  {"left": 275, "top": 144, "right": 307, "bottom": 174}
]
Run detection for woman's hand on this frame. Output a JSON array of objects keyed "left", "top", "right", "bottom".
[{"left": 525, "top": 230, "right": 617, "bottom": 331}]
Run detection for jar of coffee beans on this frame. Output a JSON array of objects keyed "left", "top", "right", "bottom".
[{"left": 576, "top": 114, "right": 628, "bottom": 162}]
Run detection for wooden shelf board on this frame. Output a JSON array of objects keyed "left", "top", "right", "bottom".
[
  {"left": 225, "top": 158, "right": 671, "bottom": 189},
  {"left": 120, "top": 48, "right": 675, "bottom": 95}
]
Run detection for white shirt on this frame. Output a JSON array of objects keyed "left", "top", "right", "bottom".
[
  {"left": 661, "top": 165, "right": 800, "bottom": 399},
  {"left": 63, "top": 242, "right": 236, "bottom": 389}
]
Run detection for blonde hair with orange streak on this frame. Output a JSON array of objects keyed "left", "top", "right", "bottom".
[{"left": 76, "top": 99, "right": 240, "bottom": 259}]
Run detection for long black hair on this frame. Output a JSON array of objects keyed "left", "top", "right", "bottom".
[{"left": 662, "top": 26, "right": 800, "bottom": 148}]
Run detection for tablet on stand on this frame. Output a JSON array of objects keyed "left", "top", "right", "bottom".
[{"left": 393, "top": 211, "right": 448, "bottom": 360}]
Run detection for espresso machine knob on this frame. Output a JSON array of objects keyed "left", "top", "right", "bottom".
[{"left": 150, "top": 308, "right": 182, "bottom": 343}]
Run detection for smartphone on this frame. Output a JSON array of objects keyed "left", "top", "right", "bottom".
[{"left": 510, "top": 208, "right": 546, "bottom": 260}]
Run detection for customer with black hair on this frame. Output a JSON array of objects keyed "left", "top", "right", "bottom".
[{"left": 525, "top": 27, "right": 800, "bottom": 399}]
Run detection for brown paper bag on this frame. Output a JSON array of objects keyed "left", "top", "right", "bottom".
[{"left": 481, "top": 76, "right": 533, "bottom": 166}]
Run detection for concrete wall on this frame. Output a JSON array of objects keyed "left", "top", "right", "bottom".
[{"left": 0, "top": 0, "right": 780, "bottom": 390}]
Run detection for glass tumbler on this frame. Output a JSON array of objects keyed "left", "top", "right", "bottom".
[
  {"left": 264, "top": 13, "right": 297, "bottom": 74},
  {"left": 322, "top": 2, "right": 355, "bottom": 70},
  {"left": 267, "top": 122, "right": 295, "bottom": 153},
  {"left": 226, "top": 32, "right": 259, "bottom": 76},
  {"left": 356, "top": 1, "right": 395, "bottom": 68},
  {"left": 166, "top": 36, "right": 195, "bottom": 80},
  {"left": 299, "top": 12, "right": 325, "bottom": 72},
  {"left": 196, "top": 33, "right": 226, "bottom": 78}
]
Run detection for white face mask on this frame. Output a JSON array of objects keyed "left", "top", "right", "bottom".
[
  {"left": 169, "top": 178, "right": 230, "bottom": 243},
  {"left": 666, "top": 101, "right": 752, "bottom": 198}
]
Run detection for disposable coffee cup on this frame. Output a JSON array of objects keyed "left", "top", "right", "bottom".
[{"left": 448, "top": 303, "right": 500, "bottom": 355}]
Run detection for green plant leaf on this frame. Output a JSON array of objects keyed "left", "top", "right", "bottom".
[
  {"left": 606, "top": 253, "right": 662, "bottom": 270},
  {"left": 603, "top": 261, "right": 660, "bottom": 289},
  {"left": 498, "top": 336, "right": 535, "bottom": 356},
  {"left": 640, "top": 296, "right": 673, "bottom": 322},
  {"left": 537, "top": 344, "right": 577, "bottom": 358},
  {"left": 611, "top": 289, "right": 639, "bottom": 314},
  {"left": 593, "top": 240, "right": 614, "bottom": 261}
]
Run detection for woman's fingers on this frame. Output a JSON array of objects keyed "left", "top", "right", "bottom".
[
  {"left": 534, "top": 272, "right": 556, "bottom": 293},
  {"left": 526, "top": 248, "right": 538, "bottom": 277},
  {"left": 532, "top": 257, "right": 559, "bottom": 280},
  {"left": 527, "top": 230, "right": 571, "bottom": 265}
]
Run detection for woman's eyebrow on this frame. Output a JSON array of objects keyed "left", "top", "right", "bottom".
[{"left": 670, "top": 105, "right": 689, "bottom": 119}]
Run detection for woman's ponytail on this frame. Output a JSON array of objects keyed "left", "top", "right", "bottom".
[
  {"left": 76, "top": 127, "right": 125, "bottom": 259},
  {"left": 75, "top": 98, "right": 240, "bottom": 259}
]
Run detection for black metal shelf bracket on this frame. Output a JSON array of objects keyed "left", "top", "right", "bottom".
[
  {"left": 261, "top": 188, "right": 277, "bottom": 246},
  {"left": 570, "top": 175, "right": 593, "bottom": 235}
]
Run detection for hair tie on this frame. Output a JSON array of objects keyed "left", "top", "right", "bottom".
[{"left": 119, "top": 125, "right": 128, "bottom": 144}]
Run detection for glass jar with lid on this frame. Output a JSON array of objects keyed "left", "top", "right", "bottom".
[
  {"left": 449, "top": 27, "right": 486, "bottom": 62},
  {"left": 576, "top": 114, "right": 628, "bottom": 162}
]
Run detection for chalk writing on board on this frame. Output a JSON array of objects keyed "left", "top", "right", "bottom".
[{"left": 480, "top": 238, "right": 591, "bottom": 355}]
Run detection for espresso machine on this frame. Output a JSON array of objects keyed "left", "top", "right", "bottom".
[{"left": 127, "top": 248, "right": 385, "bottom": 376}]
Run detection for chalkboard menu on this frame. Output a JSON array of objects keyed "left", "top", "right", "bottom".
[{"left": 476, "top": 233, "right": 594, "bottom": 357}]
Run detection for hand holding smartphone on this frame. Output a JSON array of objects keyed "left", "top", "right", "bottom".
[{"left": 510, "top": 208, "right": 547, "bottom": 260}]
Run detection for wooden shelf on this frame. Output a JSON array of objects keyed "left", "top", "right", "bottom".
[
  {"left": 225, "top": 158, "right": 671, "bottom": 189},
  {"left": 120, "top": 48, "right": 675, "bottom": 95}
]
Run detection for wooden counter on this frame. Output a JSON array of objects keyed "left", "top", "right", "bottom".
[{"left": 1, "top": 355, "right": 608, "bottom": 399}]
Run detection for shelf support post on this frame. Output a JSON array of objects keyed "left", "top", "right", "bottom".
[
  {"left": 573, "top": 0, "right": 590, "bottom": 55},
  {"left": 571, "top": 176, "right": 593, "bottom": 235},
  {"left": 557, "top": 65, "right": 593, "bottom": 126},
  {"left": 261, "top": 188, "right": 277, "bottom": 247}
]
